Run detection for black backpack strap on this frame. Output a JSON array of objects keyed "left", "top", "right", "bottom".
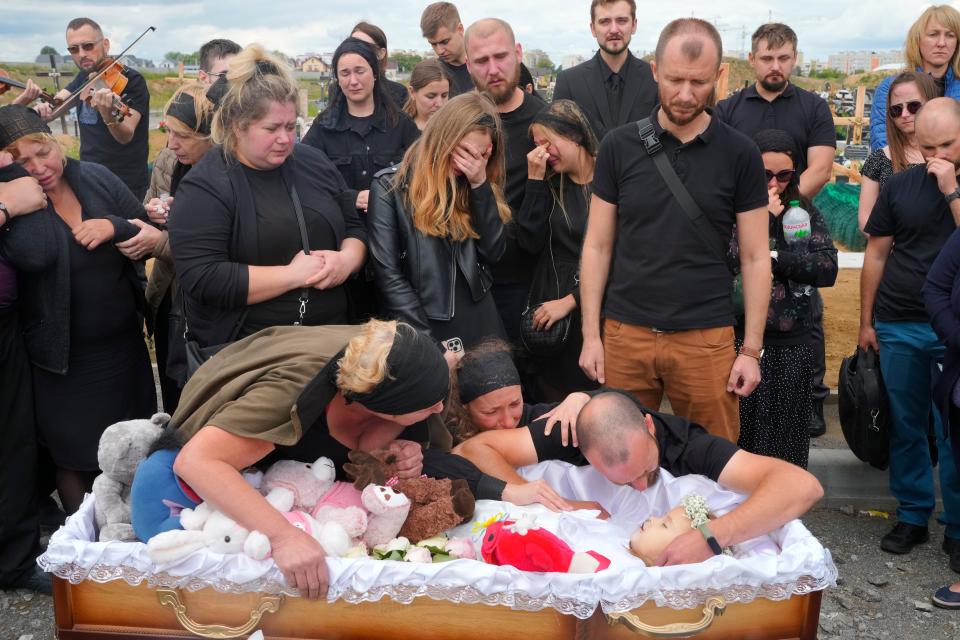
[{"left": 636, "top": 117, "right": 727, "bottom": 264}]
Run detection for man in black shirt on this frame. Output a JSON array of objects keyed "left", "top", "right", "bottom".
[
  {"left": 453, "top": 390, "right": 823, "bottom": 565},
  {"left": 552, "top": 0, "right": 658, "bottom": 141},
  {"left": 31, "top": 18, "right": 150, "bottom": 200},
  {"left": 465, "top": 18, "right": 546, "bottom": 342},
  {"left": 713, "top": 23, "right": 837, "bottom": 438},
  {"left": 579, "top": 18, "right": 771, "bottom": 443},
  {"left": 859, "top": 97, "right": 960, "bottom": 560},
  {"left": 421, "top": 2, "right": 475, "bottom": 96}
]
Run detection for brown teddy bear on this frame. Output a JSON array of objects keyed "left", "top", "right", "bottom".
[{"left": 343, "top": 450, "right": 475, "bottom": 543}]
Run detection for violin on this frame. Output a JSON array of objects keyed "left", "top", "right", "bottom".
[
  {"left": 81, "top": 58, "right": 133, "bottom": 122},
  {"left": 0, "top": 77, "right": 64, "bottom": 106}
]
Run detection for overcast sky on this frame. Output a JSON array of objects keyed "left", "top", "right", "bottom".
[{"left": 0, "top": 1, "right": 944, "bottom": 65}]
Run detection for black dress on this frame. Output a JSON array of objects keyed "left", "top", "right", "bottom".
[
  {"left": 516, "top": 177, "right": 599, "bottom": 394},
  {"left": 32, "top": 217, "right": 155, "bottom": 471}
]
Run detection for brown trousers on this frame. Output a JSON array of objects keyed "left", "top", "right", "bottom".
[{"left": 602, "top": 319, "right": 740, "bottom": 443}]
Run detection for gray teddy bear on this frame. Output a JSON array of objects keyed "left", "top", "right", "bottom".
[{"left": 93, "top": 412, "right": 170, "bottom": 541}]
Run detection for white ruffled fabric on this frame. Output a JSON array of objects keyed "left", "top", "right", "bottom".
[{"left": 39, "top": 461, "right": 836, "bottom": 618}]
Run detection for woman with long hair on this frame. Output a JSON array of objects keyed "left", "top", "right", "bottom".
[
  {"left": 870, "top": 4, "right": 960, "bottom": 150},
  {"left": 728, "top": 129, "right": 838, "bottom": 468},
  {"left": 403, "top": 59, "right": 452, "bottom": 130},
  {"left": 515, "top": 99, "right": 600, "bottom": 400},
  {"left": 368, "top": 93, "right": 509, "bottom": 348},
  {"left": 349, "top": 21, "right": 411, "bottom": 110},
  {"left": 169, "top": 45, "right": 366, "bottom": 350},
  {"left": 0, "top": 105, "right": 155, "bottom": 514},
  {"left": 859, "top": 72, "right": 939, "bottom": 232}
]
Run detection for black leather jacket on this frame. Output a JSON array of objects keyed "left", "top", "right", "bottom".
[{"left": 368, "top": 166, "right": 506, "bottom": 335}]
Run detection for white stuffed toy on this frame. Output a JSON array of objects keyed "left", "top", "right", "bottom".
[
  {"left": 93, "top": 412, "right": 170, "bottom": 541},
  {"left": 146, "top": 489, "right": 352, "bottom": 565}
]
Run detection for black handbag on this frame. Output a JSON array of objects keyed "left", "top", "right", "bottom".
[
  {"left": 520, "top": 209, "right": 572, "bottom": 356},
  {"left": 838, "top": 346, "right": 891, "bottom": 470},
  {"left": 182, "top": 181, "right": 312, "bottom": 381}
]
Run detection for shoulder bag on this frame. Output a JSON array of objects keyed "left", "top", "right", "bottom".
[{"left": 838, "top": 346, "right": 890, "bottom": 469}]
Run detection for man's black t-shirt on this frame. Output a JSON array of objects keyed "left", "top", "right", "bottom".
[
  {"left": 441, "top": 60, "right": 474, "bottom": 96},
  {"left": 592, "top": 107, "right": 768, "bottom": 330},
  {"left": 528, "top": 402, "right": 739, "bottom": 482},
  {"left": 865, "top": 164, "right": 957, "bottom": 322},
  {"left": 65, "top": 66, "right": 150, "bottom": 196},
  {"left": 494, "top": 91, "right": 546, "bottom": 285},
  {"left": 714, "top": 83, "right": 836, "bottom": 175}
]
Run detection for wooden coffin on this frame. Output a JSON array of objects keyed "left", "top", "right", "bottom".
[{"left": 53, "top": 576, "right": 822, "bottom": 640}]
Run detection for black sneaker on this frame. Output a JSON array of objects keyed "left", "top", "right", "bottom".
[
  {"left": 880, "top": 522, "right": 929, "bottom": 554},
  {"left": 944, "top": 536, "right": 960, "bottom": 573},
  {"left": 3, "top": 568, "right": 52, "bottom": 596},
  {"left": 808, "top": 402, "right": 826, "bottom": 438}
]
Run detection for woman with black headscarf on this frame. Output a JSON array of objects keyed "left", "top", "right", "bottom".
[
  {"left": 726, "top": 129, "right": 838, "bottom": 469},
  {"left": 302, "top": 38, "right": 420, "bottom": 320}
]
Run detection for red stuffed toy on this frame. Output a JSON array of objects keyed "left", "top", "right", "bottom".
[{"left": 480, "top": 517, "right": 610, "bottom": 574}]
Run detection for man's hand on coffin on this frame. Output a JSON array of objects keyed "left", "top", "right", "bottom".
[
  {"left": 272, "top": 526, "right": 329, "bottom": 599},
  {"left": 502, "top": 479, "right": 574, "bottom": 512},
  {"left": 538, "top": 392, "right": 591, "bottom": 447},
  {"left": 655, "top": 528, "right": 713, "bottom": 566},
  {"left": 387, "top": 439, "right": 424, "bottom": 479}
]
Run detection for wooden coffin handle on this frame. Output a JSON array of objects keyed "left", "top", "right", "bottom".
[
  {"left": 605, "top": 596, "right": 726, "bottom": 638},
  {"left": 156, "top": 588, "right": 283, "bottom": 639}
]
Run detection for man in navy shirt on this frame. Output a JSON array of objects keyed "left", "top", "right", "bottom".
[{"left": 859, "top": 97, "right": 960, "bottom": 566}]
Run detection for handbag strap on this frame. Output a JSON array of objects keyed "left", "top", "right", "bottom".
[
  {"left": 636, "top": 117, "right": 727, "bottom": 265},
  {"left": 289, "top": 181, "right": 311, "bottom": 325}
]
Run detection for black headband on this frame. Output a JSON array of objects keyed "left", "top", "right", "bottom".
[
  {"left": 165, "top": 92, "right": 211, "bottom": 136},
  {"left": 457, "top": 351, "right": 521, "bottom": 404},
  {"left": 342, "top": 324, "right": 449, "bottom": 415},
  {"left": 333, "top": 37, "right": 381, "bottom": 81},
  {"left": 0, "top": 105, "right": 51, "bottom": 150}
]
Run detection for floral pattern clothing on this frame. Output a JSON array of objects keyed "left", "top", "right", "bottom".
[{"left": 728, "top": 200, "right": 838, "bottom": 346}]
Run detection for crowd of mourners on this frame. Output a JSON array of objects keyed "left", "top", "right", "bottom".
[{"left": 0, "top": 0, "right": 959, "bottom": 611}]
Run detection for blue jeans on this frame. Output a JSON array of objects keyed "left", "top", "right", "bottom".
[{"left": 876, "top": 321, "right": 960, "bottom": 537}]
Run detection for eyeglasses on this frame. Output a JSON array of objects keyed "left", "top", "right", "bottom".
[
  {"left": 889, "top": 100, "right": 923, "bottom": 118},
  {"left": 765, "top": 169, "right": 796, "bottom": 183},
  {"left": 66, "top": 39, "right": 102, "bottom": 55}
]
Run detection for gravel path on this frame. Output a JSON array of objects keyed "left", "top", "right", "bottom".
[{"left": 3, "top": 507, "right": 958, "bottom": 639}]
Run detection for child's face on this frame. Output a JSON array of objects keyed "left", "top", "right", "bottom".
[{"left": 629, "top": 506, "right": 693, "bottom": 564}]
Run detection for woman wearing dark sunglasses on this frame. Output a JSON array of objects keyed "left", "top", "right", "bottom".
[
  {"left": 726, "top": 129, "right": 838, "bottom": 469},
  {"left": 859, "top": 72, "right": 939, "bottom": 232}
]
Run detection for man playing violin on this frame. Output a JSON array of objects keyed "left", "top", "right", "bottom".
[{"left": 20, "top": 17, "right": 150, "bottom": 200}]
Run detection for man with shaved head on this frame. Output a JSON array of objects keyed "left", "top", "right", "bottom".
[
  {"left": 860, "top": 96, "right": 960, "bottom": 562},
  {"left": 579, "top": 18, "right": 771, "bottom": 443},
  {"left": 464, "top": 18, "right": 546, "bottom": 343},
  {"left": 453, "top": 390, "right": 823, "bottom": 566}
]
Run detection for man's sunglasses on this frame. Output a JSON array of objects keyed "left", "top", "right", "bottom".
[
  {"left": 765, "top": 169, "right": 796, "bottom": 183},
  {"left": 66, "top": 40, "right": 102, "bottom": 55},
  {"left": 889, "top": 100, "right": 923, "bottom": 118}
]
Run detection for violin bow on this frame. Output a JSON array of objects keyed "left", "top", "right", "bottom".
[{"left": 44, "top": 26, "right": 156, "bottom": 122}]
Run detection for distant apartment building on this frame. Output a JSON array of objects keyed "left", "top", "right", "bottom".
[
  {"left": 523, "top": 48, "right": 550, "bottom": 69},
  {"left": 827, "top": 49, "right": 903, "bottom": 74},
  {"left": 562, "top": 54, "right": 584, "bottom": 70}
]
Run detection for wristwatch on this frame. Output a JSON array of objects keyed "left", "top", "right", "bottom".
[
  {"left": 697, "top": 523, "right": 723, "bottom": 556},
  {"left": 946, "top": 188, "right": 960, "bottom": 203},
  {"left": 738, "top": 345, "right": 764, "bottom": 360}
]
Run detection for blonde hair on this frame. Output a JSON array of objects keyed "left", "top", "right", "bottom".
[
  {"left": 403, "top": 59, "right": 452, "bottom": 120},
  {"left": 905, "top": 5, "right": 960, "bottom": 77},
  {"left": 397, "top": 93, "right": 511, "bottom": 241},
  {"left": 444, "top": 338, "right": 515, "bottom": 443},
  {"left": 336, "top": 319, "right": 399, "bottom": 394},
  {"left": 164, "top": 82, "right": 215, "bottom": 138},
  {"left": 211, "top": 44, "right": 299, "bottom": 159},
  {"left": 6, "top": 132, "right": 64, "bottom": 161}
]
